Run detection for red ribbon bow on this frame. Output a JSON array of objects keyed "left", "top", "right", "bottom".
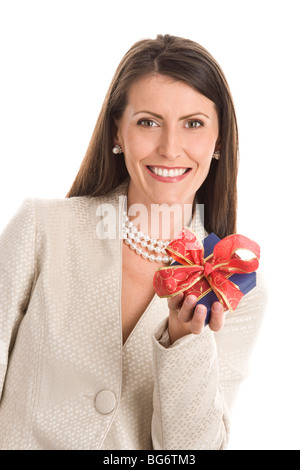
[{"left": 153, "top": 228, "right": 260, "bottom": 312}]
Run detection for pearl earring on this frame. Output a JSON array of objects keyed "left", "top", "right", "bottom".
[
  {"left": 212, "top": 151, "right": 220, "bottom": 160},
  {"left": 112, "top": 144, "right": 123, "bottom": 155}
]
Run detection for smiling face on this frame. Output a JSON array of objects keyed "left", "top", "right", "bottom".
[{"left": 114, "top": 74, "right": 220, "bottom": 207}]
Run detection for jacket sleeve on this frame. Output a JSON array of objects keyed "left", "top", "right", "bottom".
[
  {"left": 151, "top": 271, "right": 268, "bottom": 450},
  {"left": 0, "top": 199, "right": 37, "bottom": 401}
]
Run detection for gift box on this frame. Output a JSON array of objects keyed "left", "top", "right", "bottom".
[{"left": 153, "top": 229, "right": 260, "bottom": 326}]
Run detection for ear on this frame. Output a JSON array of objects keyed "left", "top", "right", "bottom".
[
  {"left": 214, "top": 135, "right": 222, "bottom": 152},
  {"left": 112, "top": 118, "right": 122, "bottom": 147}
]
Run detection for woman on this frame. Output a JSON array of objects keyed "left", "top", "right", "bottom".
[{"left": 0, "top": 34, "right": 267, "bottom": 450}]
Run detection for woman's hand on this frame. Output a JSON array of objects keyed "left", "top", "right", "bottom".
[{"left": 167, "top": 292, "right": 225, "bottom": 345}]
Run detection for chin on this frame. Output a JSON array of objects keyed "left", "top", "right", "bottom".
[{"left": 149, "top": 192, "right": 191, "bottom": 207}]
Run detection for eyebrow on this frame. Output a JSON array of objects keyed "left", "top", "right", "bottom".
[{"left": 133, "top": 110, "right": 210, "bottom": 120}]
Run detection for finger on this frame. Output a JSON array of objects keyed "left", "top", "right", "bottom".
[
  {"left": 177, "top": 295, "right": 198, "bottom": 323},
  {"left": 190, "top": 304, "right": 207, "bottom": 335},
  {"left": 209, "top": 302, "right": 225, "bottom": 332},
  {"left": 167, "top": 292, "right": 184, "bottom": 312}
]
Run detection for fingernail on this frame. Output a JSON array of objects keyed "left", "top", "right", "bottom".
[
  {"left": 186, "top": 296, "right": 197, "bottom": 305},
  {"left": 197, "top": 304, "right": 207, "bottom": 315},
  {"left": 214, "top": 303, "right": 223, "bottom": 313}
]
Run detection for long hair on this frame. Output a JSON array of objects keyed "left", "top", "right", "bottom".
[{"left": 66, "top": 34, "right": 239, "bottom": 238}]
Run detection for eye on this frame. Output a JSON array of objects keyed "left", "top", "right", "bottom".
[
  {"left": 137, "top": 119, "right": 159, "bottom": 127},
  {"left": 185, "top": 120, "right": 203, "bottom": 129}
]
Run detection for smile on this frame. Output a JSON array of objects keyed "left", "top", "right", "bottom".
[
  {"left": 145, "top": 165, "right": 191, "bottom": 183},
  {"left": 148, "top": 166, "right": 190, "bottom": 177}
]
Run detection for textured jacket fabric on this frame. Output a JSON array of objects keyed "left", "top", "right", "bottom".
[{"left": 0, "top": 180, "right": 268, "bottom": 450}]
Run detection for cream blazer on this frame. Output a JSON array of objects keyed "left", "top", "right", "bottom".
[{"left": 0, "top": 180, "right": 268, "bottom": 450}]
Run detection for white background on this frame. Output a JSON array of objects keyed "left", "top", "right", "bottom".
[{"left": 0, "top": 0, "right": 299, "bottom": 450}]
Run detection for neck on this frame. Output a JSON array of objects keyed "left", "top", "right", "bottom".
[{"left": 126, "top": 185, "right": 195, "bottom": 241}]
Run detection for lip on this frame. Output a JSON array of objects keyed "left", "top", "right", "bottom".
[
  {"left": 148, "top": 165, "right": 190, "bottom": 170},
  {"left": 145, "top": 165, "right": 192, "bottom": 183}
]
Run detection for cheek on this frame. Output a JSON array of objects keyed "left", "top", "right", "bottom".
[
  {"left": 193, "top": 149, "right": 213, "bottom": 169},
  {"left": 190, "top": 136, "right": 215, "bottom": 165},
  {"left": 123, "top": 128, "right": 156, "bottom": 159}
]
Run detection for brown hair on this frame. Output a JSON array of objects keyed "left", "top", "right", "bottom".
[{"left": 66, "top": 34, "right": 238, "bottom": 238}]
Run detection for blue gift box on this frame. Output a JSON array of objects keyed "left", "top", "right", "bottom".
[{"left": 172, "top": 232, "right": 257, "bottom": 325}]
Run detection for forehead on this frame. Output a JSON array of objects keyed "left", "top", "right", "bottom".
[{"left": 126, "top": 73, "right": 217, "bottom": 115}]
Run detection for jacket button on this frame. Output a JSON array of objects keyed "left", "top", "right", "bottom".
[{"left": 95, "top": 389, "right": 117, "bottom": 415}]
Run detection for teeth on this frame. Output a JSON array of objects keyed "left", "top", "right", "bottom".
[{"left": 149, "top": 167, "right": 188, "bottom": 177}]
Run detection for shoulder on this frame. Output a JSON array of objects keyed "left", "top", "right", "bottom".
[
  {"left": 29, "top": 179, "right": 129, "bottom": 224},
  {"left": 18, "top": 180, "right": 129, "bottom": 242},
  {"left": 23, "top": 197, "right": 96, "bottom": 233},
  {"left": 31, "top": 195, "right": 95, "bottom": 215},
  {"left": 35, "top": 179, "right": 128, "bottom": 211}
]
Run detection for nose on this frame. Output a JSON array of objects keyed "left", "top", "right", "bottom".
[{"left": 157, "top": 126, "right": 182, "bottom": 160}]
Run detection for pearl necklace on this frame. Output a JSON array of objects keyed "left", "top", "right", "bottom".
[{"left": 122, "top": 212, "right": 173, "bottom": 263}]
